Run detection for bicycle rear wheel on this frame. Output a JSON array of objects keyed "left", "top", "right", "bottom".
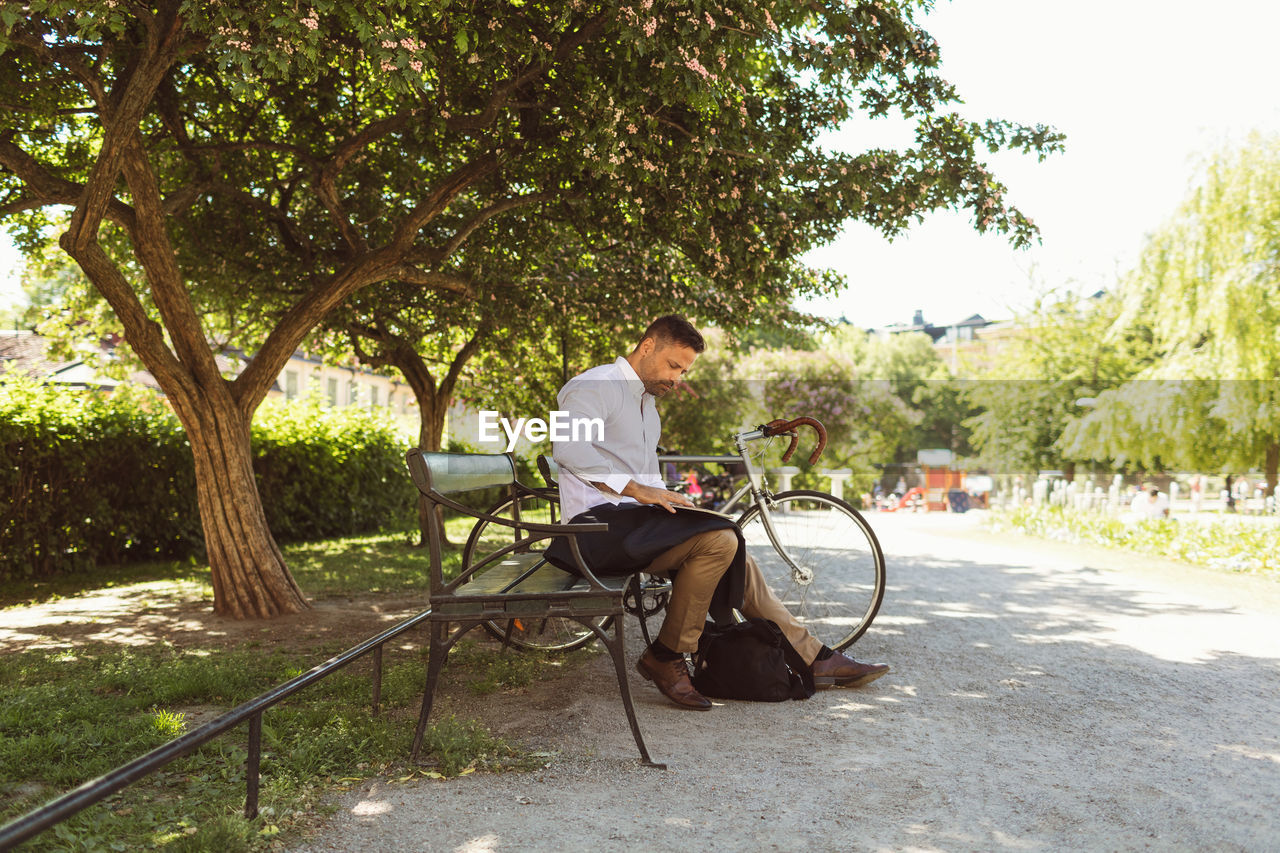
[
  {"left": 463, "top": 492, "right": 612, "bottom": 652},
  {"left": 736, "top": 490, "right": 885, "bottom": 651}
]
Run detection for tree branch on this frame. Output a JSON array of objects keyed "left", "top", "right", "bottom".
[
  {"left": 205, "top": 182, "right": 316, "bottom": 264},
  {"left": 389, "top": 265, "right": 473, "bottom": 295},
  {"left": 7, "top": 30, "right": 108, "bottom": 106},
  {"left": 433, "top": 190, "right": 560, "bottom": 262},
  {"left": 316, "top": 111, "right": 421, "bottom": 254},
  {"left": 445, "top": 12, "right": 610, "bottom": 132},
  {"left": 63, "top": 5, "right": 189, "bottom": 253},
  {"left": 0, "top": 138, "right": 138, "bottom": 230},
  {"left": 390, "top": 153, "right": 501, "bottom": 253},
  {"left": 117, "top": 130, "right": 223, "bottom": 389},
  {"left": 440, "top": 320, "right": 491, "bottom": 401}
]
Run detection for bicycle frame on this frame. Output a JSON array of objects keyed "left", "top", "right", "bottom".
[{"left": 660, "top": 426, "right": 815, "bottom": 585}]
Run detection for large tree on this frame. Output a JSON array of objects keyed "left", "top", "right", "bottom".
[
  {"left": 965, "top": 290, "right": 1150, "bottom": 479},
  {"left": 1062, "top": 134, "right": 1280, "bottom": 494},
  {"left": 0, "top": 1, "right": 1060, "bottom": 617}
]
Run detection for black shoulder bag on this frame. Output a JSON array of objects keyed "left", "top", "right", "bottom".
[{"left": 691, "top": 618, "right": 816, "bottom": 701}]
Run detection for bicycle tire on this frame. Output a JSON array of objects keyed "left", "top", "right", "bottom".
[
  {"left": 736, "top": 489, "right": 886, "bottom": 651},
  {"left": 463, "top": 492, "right": 612, "bottom": 652}
]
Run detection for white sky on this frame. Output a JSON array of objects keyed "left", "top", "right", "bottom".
[
  {"left": 803, "top": 0, "right": 1280, "bottom": 328},
  {"left": 5, "top": 0, "right": 1280, "bottom": 327}
]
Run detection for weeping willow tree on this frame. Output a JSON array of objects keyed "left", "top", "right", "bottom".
[{"left": 1063, "top": 134, "right": 1280, "bottom": 494}]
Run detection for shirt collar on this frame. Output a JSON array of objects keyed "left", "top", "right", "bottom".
[{"left": 614, "top": 356, "right": 648, "bottom": 402}]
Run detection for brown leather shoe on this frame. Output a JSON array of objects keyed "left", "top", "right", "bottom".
[
  {"left": 636, "top": 648, "right": 712, "bottom": 710},
  {"left": 811, "top": 651, "right": 890, "bottom": 689}
]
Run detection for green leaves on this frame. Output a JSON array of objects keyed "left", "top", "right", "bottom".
[{"left": 0, "top": 381, "right": 416, "bottom": 579}]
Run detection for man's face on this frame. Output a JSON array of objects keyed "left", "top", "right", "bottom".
[{"left": 634, "top": 339, "right": 699, "bottom": 397}]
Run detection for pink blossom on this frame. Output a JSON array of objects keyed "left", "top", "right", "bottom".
[
  {"left": 301, "top": 14, "right": 319, "bottom": 30},
  {"left": 684, "top": 57, "right": 710, "bottom": 78},
  {"left": 410, "top": 60, "right": 423, "bottom": 72}
]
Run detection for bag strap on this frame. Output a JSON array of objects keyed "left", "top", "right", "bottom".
[{"left": 777, "top": 631, "right": 816, "bottom": 698}]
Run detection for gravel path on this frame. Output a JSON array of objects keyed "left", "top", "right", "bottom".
[{"left": 292, "top": 512, "right": 1280, "bottom": 852}]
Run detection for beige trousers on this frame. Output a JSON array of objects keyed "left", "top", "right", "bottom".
[{"left": 644, "top": 528, "right": 824, "bottom": 665}]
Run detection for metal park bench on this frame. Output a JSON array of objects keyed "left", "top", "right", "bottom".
[{"left": 404, "top": 449, "right": 664, "bottom": 769}]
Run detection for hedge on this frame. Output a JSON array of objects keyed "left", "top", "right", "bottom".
[{"left": 0, "top": 379, "right": 417, "bottom": 581}]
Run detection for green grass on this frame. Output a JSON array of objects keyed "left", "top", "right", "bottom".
[
  {"left": 992, "top": 505, "right": 1280, "bottom": 578},
  {"left": 0, "top": 637, "right": 574, "bottom": 851},
  {"left": 0, "top": 520, "right": 593, "bottom": 852},
  {"left": 0, "top": 516, "right": 478, "bottom": 610}
]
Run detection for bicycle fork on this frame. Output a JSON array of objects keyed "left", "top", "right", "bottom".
[{"left": 732, "top": 434, "right": 814, "bottom": 586}]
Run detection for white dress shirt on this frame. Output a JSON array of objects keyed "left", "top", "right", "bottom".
[{"left": 552, "top": 357, "right": 665, "bottom": 520}]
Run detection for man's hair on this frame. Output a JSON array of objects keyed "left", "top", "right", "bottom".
[{"left": 640, "top": 315, "right": 705, "bottom": 353}]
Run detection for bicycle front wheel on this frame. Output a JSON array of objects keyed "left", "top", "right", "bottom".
[
  {"left": 463, "top": 492, "right": 611, "bottom": 652},
  {"left": 736, "top": 490, "right": 885, "bottom": 651}
]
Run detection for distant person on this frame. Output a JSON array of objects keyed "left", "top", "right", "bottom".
[
  {"left": 1233, "top": 476, "right": 1252, "bottom": 513},
  {"left": 1189, "top": 474, "right": 1204, "bottom": 514},
  {"left": 1130, "top": 487, "right": 1170, "bottom": 520}
]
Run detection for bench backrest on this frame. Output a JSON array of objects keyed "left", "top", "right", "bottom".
[{"left": 406, "top": 449, "right": 515, "bottom": 496}]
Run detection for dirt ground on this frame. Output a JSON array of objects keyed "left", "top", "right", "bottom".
[
  {"left": 6, "top": 512, "right": 1279, "bottom": 852},
  {"left": 290, "top": 512, "right": 1280, "bottom": 852}
]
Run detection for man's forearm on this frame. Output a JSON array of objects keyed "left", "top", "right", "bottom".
[{"left": 589, "top": 480, "right": 625, "bottom": 498}]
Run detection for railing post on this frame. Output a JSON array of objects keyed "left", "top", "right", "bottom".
[
  {"left": 371, "top": 645, "right": 384, "bottom": 715},
  {"left": 245, "top": 713, "right": 262, "bottom": 820}
]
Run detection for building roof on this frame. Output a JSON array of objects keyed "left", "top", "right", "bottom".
[
  {"left": 0, "top": 330, "right": 163, "bottom": 390},
  {"left": 0, "top": 330, "right": 79, "bottom": 379}
]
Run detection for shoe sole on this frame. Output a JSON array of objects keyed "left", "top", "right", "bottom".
[
  {"left": 635, "top": 660, "right": 713, "bottom": 711},
  {"left": 814, "top": 667, "right": 890, "bottom": 690}
]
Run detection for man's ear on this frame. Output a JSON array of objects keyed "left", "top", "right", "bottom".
[{"left": 636, "top": 337, "right": 655, "bottom": 357}]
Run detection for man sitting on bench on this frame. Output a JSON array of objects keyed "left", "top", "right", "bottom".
[{"left": 548, "top": 315, "right": 889, "bottom": 710}]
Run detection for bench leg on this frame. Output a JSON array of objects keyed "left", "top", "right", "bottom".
[
  {"left": 411, "top": 621, "right": 477, "bottom": 763},
  {"left": 588, "top": 616, "right": 666, "bottom": 770}
]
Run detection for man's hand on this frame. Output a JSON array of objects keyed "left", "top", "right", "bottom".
[{"left": 620, "top": 481, "right": 694, "bottom": 513}]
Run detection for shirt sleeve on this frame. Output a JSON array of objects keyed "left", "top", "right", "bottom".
[{"left": 552, "top": 379, "right": 634, "bottom": 494}]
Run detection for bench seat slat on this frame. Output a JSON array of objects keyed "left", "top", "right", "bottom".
[{"left": 446, "top": 555, "right": 628, "bottom": 598}]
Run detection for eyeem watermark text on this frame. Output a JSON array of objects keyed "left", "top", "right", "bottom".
[{"left": 478, "top": 410, "right": 604, "bottom": 452}]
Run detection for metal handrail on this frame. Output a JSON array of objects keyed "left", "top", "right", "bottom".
[{"left": 0, "top": 607, "right": 435, "bottom": 851}]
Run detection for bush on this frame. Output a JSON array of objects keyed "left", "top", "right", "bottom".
[
  {"left": 0, "top": 379, "right": 416, "bottom": 580},
  {"left": 992, "top": 504, "right": 1280, "bottom": 576},
  {"left": 252, "top": 398, "right": 416, "bottom": 542},
  {"left": 0, "top": 378, "right": 200, "bottom": 578}
]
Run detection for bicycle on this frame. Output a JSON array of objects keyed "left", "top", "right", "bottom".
[{"left": 462, "top": 416, "right": 886, "bottom": 654}]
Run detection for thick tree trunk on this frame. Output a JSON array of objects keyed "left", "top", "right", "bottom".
[
  {"left": 416, "top": 393, "right": 451, "bottom": 547},
  {"left": 176, "top": 392, "right": 309, "bottom": 618},
  {"left": 400, "top": 357, "right": 452, "bottom": 546},
  {"left": 418, "top": 395, "right": 449, "bottom": 452}
]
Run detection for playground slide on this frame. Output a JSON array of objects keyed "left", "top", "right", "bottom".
[{"left": 880, "top": 486, "right": 925, "bottom": 512}]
